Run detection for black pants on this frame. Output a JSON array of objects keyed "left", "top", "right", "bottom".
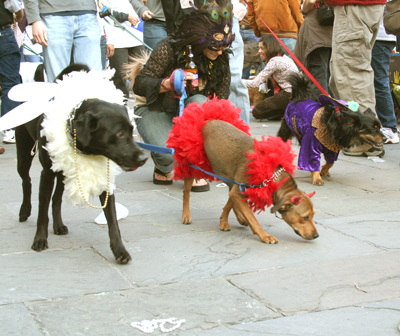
[
  {"left": 109, "top": 45, "right": 144, "bottom": 97},
  {"left": 306, "top": 47, "right": 331, "bottom": 101}
]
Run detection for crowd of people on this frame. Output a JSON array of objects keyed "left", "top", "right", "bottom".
[{"left": 0, "top": 0, "right": 398, "bottom": 186}]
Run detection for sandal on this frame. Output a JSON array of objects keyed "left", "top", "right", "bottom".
[
  {"left": 191, "top": 178, "right": 210, "bottom": 192},
  {"left": 153, "top": 167, "right": 173, "bottom": 185}
]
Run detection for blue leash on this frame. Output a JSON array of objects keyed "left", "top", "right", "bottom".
[{"left": 135, "top": 142, "right": 279, "bottom": 192}]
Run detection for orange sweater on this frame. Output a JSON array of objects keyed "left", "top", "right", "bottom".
[{"left": 247, "top": 0, "right": 303, "bottom": 39}]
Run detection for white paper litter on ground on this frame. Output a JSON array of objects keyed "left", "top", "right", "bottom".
[
  {"left": 367, "top": 156, "right": 385, "bottom": 163},
  {"left": 94, "top": 203, "right": 129, "bottom": 224}
]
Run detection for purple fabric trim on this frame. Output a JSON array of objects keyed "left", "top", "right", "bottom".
[{"left": 286, "top": 100, "right": 339, "bottom": 172}]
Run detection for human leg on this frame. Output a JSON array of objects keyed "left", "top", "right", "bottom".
[
  {"left": 279, "top": 37, "right": 297, "bottom": 54},
  {"left": 143, "top": 20, "right": 167, "bottom": 50},
  {"left": 329, "top": 4, "right": 384, "bottom": 113},
  {"left": 41, "top": 15, "right": 74, "bottom": 82},
  {"left": 135, "top": 105, "right": 174, "bottom": 175},
  {"left": 0, "top": 27, "right": 21, "bottom": 117},
  {"left": 306, "top": 47, "right": 331, "bottom": 101},
  {"left": 229, "top": 17, "right": 250, "bottom": 125},
  {"left": 73, "top": 14, "right": 102, "bottom": 72},
  {"left": 109, "top": 48, "right": 130, "bottom": 97},
  {"left": 371, "top": 40, "right": 398, "bottom": 134},
  {"left": 251, "top": 90, "right": 291, "bottom": 120}
]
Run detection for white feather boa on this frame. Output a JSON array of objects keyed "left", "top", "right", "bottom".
[{"left": 40, "top": 70, "right": 126, "bottom": 206}]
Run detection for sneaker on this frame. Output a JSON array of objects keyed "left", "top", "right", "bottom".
[
  {"left": 381, "top": 127, "right": 399, "bottom": 144},
  {"left": 342, "top": 143, "right": 385, "bottom": 158},
  {"left": 2, "top": 129, "right": 15, "bottom": 144}
]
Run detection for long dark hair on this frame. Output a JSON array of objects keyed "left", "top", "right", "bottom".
[{"left": 259, "top": 35, "right": 285, "bottom": 61}]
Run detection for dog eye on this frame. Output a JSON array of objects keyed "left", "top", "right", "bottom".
[
  {"left": 303, "top": 216, "right": 309, "bottom": 221},
  {"left": 116, "top": 130, "right": 125, "bottom": 137}
]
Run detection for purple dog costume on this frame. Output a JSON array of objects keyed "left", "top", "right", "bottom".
[{"left": 285, "top": 99, "right": 342, "bottom": 172}]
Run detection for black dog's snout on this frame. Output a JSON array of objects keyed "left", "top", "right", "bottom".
[{"left": 136, "top": 151, "right": 148, "bottom": 166}]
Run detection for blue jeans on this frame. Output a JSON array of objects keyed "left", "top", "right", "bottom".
[
  {"left": 229, "top": 17, "right": 250, "bottom": 125},
  {"left": 371, "top": 40, "right": 398, "bottom": 132},
  {"left": 240, "top": 28, "right": 258, "bottom": 44},
  {"left": 41, "top": 14, "right": 102, "bottom": 82},
  {"left": 0, "top": 27, "right": 21, "bottom": 117},
  {"left": 143, "top": 19, "right": 167, "bottom": 50},
  {"left": 279, "top": 37, "right": 296, "bottom": 54},
  {"left": 135, "top": 95, "right": 208, "bottom": 174}
]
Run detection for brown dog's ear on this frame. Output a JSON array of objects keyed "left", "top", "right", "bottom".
[
  {"left": 271, "top": 198, "right": 290, "bottom": 214},
  {"left": 74, "top": 111, "right": 99, "bottom": 147}
]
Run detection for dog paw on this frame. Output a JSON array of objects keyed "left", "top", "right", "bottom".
[
  {"left": 261, "top": 234, "right": 278, "bottom": 244},
  {"left": 182, "top": 214, "right": 192, "bottom": 224},
  {"left": 219, "top": 221, "right": 231, "bottom": 231},
  {"left": 54, "top": 224, "right": 68, "bottom": 235},
  {"left": 19, "top": 209, "right": 31, "bottom": 222},
  {"left": 312, "top": 179, "right": 325, "bottom": 186},
  {"left": 115, "top": 252, "right": 132, "bottom": 264},
  {"left": 112, "top": 246, "right": 132, "bottom": 264},
  {"left": 32, "top": 238, "right": 49, "bottom": 252}
]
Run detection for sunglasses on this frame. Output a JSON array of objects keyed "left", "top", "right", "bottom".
[{"left": 208, "top": 46, "right": 229, "bottom": 52}]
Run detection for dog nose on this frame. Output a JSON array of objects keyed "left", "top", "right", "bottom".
[
  {"left": 313, "top": 232, "right": 319, "bottom": 239},
  {"left": 137, "top": 151, "right": 147, "bottom": 166}
]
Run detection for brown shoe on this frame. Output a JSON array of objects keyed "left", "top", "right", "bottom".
[{"left": 0, "top": 146, "right": 5, "bottom": 154}]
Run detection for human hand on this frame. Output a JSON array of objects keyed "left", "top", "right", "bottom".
[
  {"left": 128, "top": 14, "right": 140, "bottom": 26},
  {"left": 107, "top": 44, "right": 115, "bottom": 58},
  {"left": 32, "top": 21, "right": 48, "bottom": 47},
  {"left": 142, "top": 10, "right": 154, "bottom": 20}
]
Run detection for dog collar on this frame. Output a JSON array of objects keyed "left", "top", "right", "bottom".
[{"left": 66, "top": 100, "right": 91, "bottom": 156}]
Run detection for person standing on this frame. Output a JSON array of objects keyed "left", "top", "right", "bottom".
[
  {"left": 325, "top": 0, "right": 386, "bottom": 157},
  {"left": 23, "top": 0, "right": 103, "bottom": 82},
  {"left": 246, "top": 0, "right": 303, "bottom": 53},
  {"left": 0, "top": 1, "right": 24, "bottom": 147},
  {"left": 104, "top": 0, "right": 144, "bottom": 97},
  {"left": 229, "top": 0, "right": 250, "bottom": 124},
  {"left": 294, "top": 0, "right": 332, "bottom": 101},
  {"left": 371, "top": 19, "right": 399, "bottom": 144}
]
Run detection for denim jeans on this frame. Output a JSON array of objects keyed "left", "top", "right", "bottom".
[
  {"left": 135, "top": 95, "right": 208, "bottom": 174},
  {"left": 240, "top": 28, "right": 258, "bottom": 44},
  {"left": 41, "top": 13, "right": 102, "bottom": 82},
  {"left": 279, "top": 37, "right": 296, "bottom": 54},
  {"left": 229, "top": 17, "right": 250, "bottom": 125},
  {"left": 371, "top": 40, "right": 398, "bottom": 132},
  {"left": 0, "top": 27, "right": 21, "bottom": 117},
  {"left": 143, "top": 19, "right": 167, "bottom": 50}
]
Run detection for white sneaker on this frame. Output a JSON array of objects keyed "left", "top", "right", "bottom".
[
  {"left": 3, "top": 129, "right": 15, "bottom": 144},
  {"left": 381, "top": 127, "right": 399, "bottom": 144}
]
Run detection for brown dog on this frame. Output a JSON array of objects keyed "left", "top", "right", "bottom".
[{"left": 168, "top": 100, "right": 318, "bottom": 244}]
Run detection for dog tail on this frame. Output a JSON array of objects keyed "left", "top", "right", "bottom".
[
  {"left": 288, "top": 72, "right": 312, "bottom": 104},
  {"left": 123, "top": 49, "right": 151, "bottom": 91}
]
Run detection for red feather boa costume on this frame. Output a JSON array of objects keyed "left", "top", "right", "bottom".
[{"left": 166, "top": 97, "right": 297, "bottom": 213}]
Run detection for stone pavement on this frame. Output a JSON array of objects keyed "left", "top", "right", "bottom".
[{"left": 1, "top": 117, "right": 400, "bottom": 336}]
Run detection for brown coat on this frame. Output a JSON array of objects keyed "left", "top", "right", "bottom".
[
  {"left": 294, "top": 8, "right": 333, "bottom": 65},
  {"left": 247, "top": 0, "right": 303, "bottom": 39}
]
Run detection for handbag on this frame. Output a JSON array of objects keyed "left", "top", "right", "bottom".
[
  {"left": 317, "top": 0, "right": 334, "bottom": 26},
  {"left": 384, "top": 0, "right": 400, "bottom": 36}
]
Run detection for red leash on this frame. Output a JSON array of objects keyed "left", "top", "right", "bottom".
[{"left": 243, "top": 0, "right": 330, "bottom": 96}]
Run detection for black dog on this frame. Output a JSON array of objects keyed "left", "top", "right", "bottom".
[
  {"left": 278, "top": 72, "right": 383, "bottom": 186},
  {"left": 15, "top": 65, "right": 147, "bottom": 263}
]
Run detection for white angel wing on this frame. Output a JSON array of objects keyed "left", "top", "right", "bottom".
[
  {"left": 0, "top": 100, "right": 53, "bottom": 132},
  {"left": 8, "top": 82, "right": 59, "bottom": 102}
]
